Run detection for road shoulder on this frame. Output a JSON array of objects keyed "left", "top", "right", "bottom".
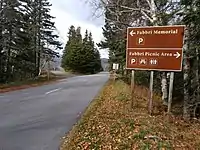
[
  {"left": 0, "top": 73, "right": 76, "bottom": 93},
  {"left": 60, "top": 79, "right": 200, "bottom": 150}
]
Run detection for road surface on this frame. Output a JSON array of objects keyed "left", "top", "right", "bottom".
[{"left": 0, "top": 72, "right": 109, "bottom": 150}]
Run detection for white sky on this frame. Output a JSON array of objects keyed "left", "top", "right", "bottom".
[{"left": 49, "top": 0, "right": 109, "bottom": 58}]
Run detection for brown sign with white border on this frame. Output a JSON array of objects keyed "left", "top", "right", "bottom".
[{"left": 126, "top": 25, "right": 185, "bottom": 71}]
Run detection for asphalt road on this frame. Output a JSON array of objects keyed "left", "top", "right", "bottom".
[{"left": 0, "top": 72, "right": 109, "bottom": 150}]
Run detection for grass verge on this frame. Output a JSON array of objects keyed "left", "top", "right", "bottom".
[
  {"left": 60, "top": 79, "right": 200, "bottom": 150},
  {"left": 0, "top": 73, "right": 74, "bottom": 93}
]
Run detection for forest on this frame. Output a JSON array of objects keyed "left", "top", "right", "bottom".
[
  {"left": 0, "top": 0, "right": 62, "bottom": 84},
  {"left": 88, "top": 0, "right": 200, "bottom": 119}
]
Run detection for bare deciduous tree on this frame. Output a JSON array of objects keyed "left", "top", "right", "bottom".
[{"left": 86, "top": 0, "right": 182, "bottom": 105}]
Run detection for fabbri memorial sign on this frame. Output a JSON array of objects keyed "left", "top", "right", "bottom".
[{"left": 126, "top": 25, "right": 185, "bottom": 71}]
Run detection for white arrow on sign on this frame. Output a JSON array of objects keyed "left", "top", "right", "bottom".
[
  {"left": 129, "top": 30, "right": 136, "bottom": 36},
  {"left": 173, "top": 52, "right": 181, "bottom": 58}
]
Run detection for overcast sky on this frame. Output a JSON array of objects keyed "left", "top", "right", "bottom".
[{"left": 49, "top": 0, "right": 109, "bottom": 58}]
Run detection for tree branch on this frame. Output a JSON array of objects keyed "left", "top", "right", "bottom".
[
  {"left": 141, "top": 10, "right": 153, "bottom": 23},
  {"left": 119, "top": 5, "right": 151, "bottom": 13},
  {"left": 104, "top": 17, "right": 129, "bottom": 28},
  {"left": 145, "top": 0, "right": 151, "bottom": 8}
]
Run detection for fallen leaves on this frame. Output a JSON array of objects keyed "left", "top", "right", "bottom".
[{"left": 60, "top": 80, "right": 200, "bottom": 150}]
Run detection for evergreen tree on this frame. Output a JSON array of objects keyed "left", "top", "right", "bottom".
[
  {"left": 93, "top": 48, "right": 102, "bottom": 72},
  {"left": 0, "top": 0, "right": 7, "bottom": 82},
  {"left": 0, "top": 0, "right": 62, "bottom": 83},
  {"left": 98, "top": 9, "right": 126, "bottom": 72},
  {"left": 78, "top": 29, "right": 90, "bottom": 73},
  {"left": 61, "top": 25, "right": 76, "bottom": 69},
  {"left": 13, "top": 0, "right": 36, "bottom": 79},
  {"left": 62, "top": 27, "right": 102, "bottom": 74},
  {"left": 30, "top": 0, "right": 62, "bottom": 76},
  {"left": 87, "top": 32, "right": 102, "bottom": 73},
  {"left": 69, "top": 26, "right": 84, "bottom": 72},
  {"left": 83, "top": 31, "right": 97, "bottom": 73},
  {"left": 62, "top": 25, "right": 82, "bottom": 71},
  {"left": 179, "top": 0, "right": 200, "bottom": 118},
  {"left": 1, "top": 0, "right": 22, "bottom": 81}
]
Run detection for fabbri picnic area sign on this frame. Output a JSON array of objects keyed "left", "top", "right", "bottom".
[
  {"left": 126, "top": 25, "right": 185, "bottom": 71},
  {"left": 126, "top": 25, "right": 185, "bottom": 114}
]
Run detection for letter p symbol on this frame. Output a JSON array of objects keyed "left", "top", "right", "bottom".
[
  {"left": 130, "top": 58, "right": 137, "bottom": 65},
  {"left": 137, "top": 37, "right": 145, "bottom": 45}
]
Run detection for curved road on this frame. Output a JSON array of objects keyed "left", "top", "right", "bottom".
[{"left": 0, "top": 72, "right": 109, "bottom": 150}]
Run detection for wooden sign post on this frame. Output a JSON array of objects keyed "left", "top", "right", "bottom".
[
  {"left": 126, "top": 25, "right": 185, "bottom": 114},
  {"left": 112, "top": 63, "right": 119, "bottom": 81},
  {"left": 131, "top": 70, "right": 135, "bottom": 108}
]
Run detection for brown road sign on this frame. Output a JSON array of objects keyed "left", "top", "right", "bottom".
[
  {"left": 126, "top": 25, "right": 185, "bottom": 71},
  {"left": 127, "top": 49, "right": 182, "bottom": 71}
]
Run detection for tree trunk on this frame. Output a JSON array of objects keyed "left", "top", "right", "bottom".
[
  {"left": 33, "top": 12, "right": 37, "bottom": 77},
  {"left": 183, "top": 56, "right": 191, "bottom": 119},
  {"left": 150, "top": 0, "right": 169, "bottom": 105},
  {"left": 0, "top": 0, "right": 3, "bottom": 83},
  {"left": 183, "top": 27, "right": 191, "bottom": 119},
  {"left": 196, "top": 48, "right": 200, "bottom": 102},
  {"left": 161, "top": 72, "right": 168, "bottom": 105},
  {"left": 47, "top": 58, "right": 50, "bottom": 80},
  {"left": 37, "top": 0, "right": 42, "bottom": 76},
  {"left": 6, "top": 25, "right": 12, "bottom": 82}
]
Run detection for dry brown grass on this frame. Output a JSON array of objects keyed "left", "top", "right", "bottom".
[
  {"left": 0, "top": 77, "right": 57, "bottom": 93},
  {"left": 60, "top": 80, "right": 200, "bottom": 150},
  {"left": 0, "top": 73, "right": 74, "bottom": 93}
]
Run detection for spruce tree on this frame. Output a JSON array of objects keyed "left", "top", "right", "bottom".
[
  {"left": 98, "top": 9, "right": 125, "bottom": 72},
  {"left": 30, "top": 0, "right": 62, "bottom": 76},
  {"left": 62, "top": 26, "right": 83, "bottom": 72},
  {"left": 69, "top": 26, "right": 84, "bottom": 72},
  {"left": 61, "top": 25, "right": 76, "bottom": 69},
  {"left": 88, "top": 32, "right": 101, "bottom": 73},
  {"left": 179, "top": 0, "right": 200, "bottom": 118},
  {"left": 0, "top": 0, "right": 62, "bottom": 83},
  {"left": 62, "top": 26, "right": 102, "bottom": 74},
  {"left": 13, "top": 0, "right": 36, "bottom": 79},
  {"left": 93, "top": 48, "right": 102, "bottom": 72},
  {"left": 0, "top": 0, "right": 6, "bottom": 82},
  {"left": 1, "top": 0, "right": 21, "bottom": 81},
  {"left": 83, "top": 31, "right": 95, "bottom": 73}
]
